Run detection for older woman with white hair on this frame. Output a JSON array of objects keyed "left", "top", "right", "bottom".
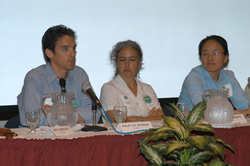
[{"left": 100, "top": 40, "right": 164, "bottom": 123}]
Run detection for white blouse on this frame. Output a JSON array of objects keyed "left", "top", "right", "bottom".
[{"left": 100, "top": 75, "right": 161, "bottom": 123}]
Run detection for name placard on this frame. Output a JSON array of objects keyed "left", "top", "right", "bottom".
[
  {"left": 50, "top": 126, "right": 75, "bottom": 136},
  {"left": 231, "top": 114, "right": 248, "bottom": 124},
  {"left": 116, "top": 121, "right": 153, "bottom": 132}
]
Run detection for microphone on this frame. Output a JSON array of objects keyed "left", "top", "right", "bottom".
[{"left": 81, "top": 82, "right": 102, "bottom": 108}]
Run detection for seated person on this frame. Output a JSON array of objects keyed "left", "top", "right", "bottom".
[
  {"left": 100, "top": 40, "right": 164, "bottom": 123},
  {"left": 178, "top": 35, "right": 249, "bottom": 115},
  {"left": 245, "top": 77, "right": 250, "bottom": 99},
  {"left": 18, "top": 25, "right": 100, "bottom": 127}
]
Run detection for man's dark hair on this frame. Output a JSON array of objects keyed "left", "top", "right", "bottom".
[{"left": 42, "top": 25, "right": 77, "bottom": 63}]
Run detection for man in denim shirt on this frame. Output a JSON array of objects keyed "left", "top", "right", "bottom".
[{"left": 18, "top": 25, "right": 100, "bottom": 127}]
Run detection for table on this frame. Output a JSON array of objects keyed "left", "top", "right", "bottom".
[
  {"left": 0, "top": 134, "right": 148, "bottom": 166},
  {"left": 214, "top": 126, "right": 250, "bottom": 166},
  {"left": 0, "top": 123, "right": 250, "bottom": 166}
]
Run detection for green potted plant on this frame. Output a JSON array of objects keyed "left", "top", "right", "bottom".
[{"left": 138, "top": 101, "right": 234, "bottom": 166}]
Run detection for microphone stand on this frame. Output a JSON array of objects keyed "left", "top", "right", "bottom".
[{"left": 81, "top": 102, "right": 108, "bottom": 132}]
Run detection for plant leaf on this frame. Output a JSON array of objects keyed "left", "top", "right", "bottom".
[
  {"left": 189, "top": 151, "right": 213, "bottom": 165},
  {"left": 165, "top": 141, "right": 190, "bottom": 155},
  {"left": 162, "top": 116, "right": 187, "bottom": 139},
  {"left": 138, "top": 140, "right": 164, "bottom": 166},
  {"left": 190, "top": 123, "right": 214, "bottom": 133},
  {"left": 212, "top": 137, "right": 235, "bottom": 152},
  {"left": 163, "top": 161, "right": 179, "bottom": 166},
  {"left": 207, "top": 160, "right": 226, "bottom": 166},
  {"left": 141, "top": 126, "right": 175, "bottom": 143},
  {"left": 150, "top": 126, "right": 175, "bottom": 136},
  {"left": 167, "top": 103, "right": 186, "bottom": 125},
  {"left": 138, "top": 128, "right": 158, "bottom": 140},
  {"left": 152, "top": 142, "right": 168, "bottom": 154},
  {"left": 148, "top": 132, "right": 174, "bottom": 142},
  {"left": 205, "top": 142, "right": 226, "bottom": 160},
  {"left": 187, "top": 100, "right": 207, "bottom": 126},
  {"left": 166, "top": 150, "right": 180, "bottom": 160},
  {"left": 187, "top": 135, "right": 212, "bottom": 150}
]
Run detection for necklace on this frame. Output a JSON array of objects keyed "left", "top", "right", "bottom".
[{"left": 59, "top": 74, "right": 67, "bottom": 93}]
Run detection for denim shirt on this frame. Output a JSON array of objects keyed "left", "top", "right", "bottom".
[
  {"left": 178, "top": 65, "right": 248, "bottom": 111},
  {"left": 17, "top": 63, "right": 100, "bottom": 127}
]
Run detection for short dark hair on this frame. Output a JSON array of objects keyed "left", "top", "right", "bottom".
[
  {"left": 198, "top": 35, "right": 229, "bottom": 58},
  {"left": 42, "top": 25, "right": 77, "bottom": 63},
  {"left": 110, "top": 40, "right": 144, "bottom": 78}
]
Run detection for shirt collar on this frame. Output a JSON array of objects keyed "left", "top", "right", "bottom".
[
  {"left": 201, "top": 65, "right": 224, "bottom": 83},
  {"left": 114, "top": 75, "right": 143, "bottom": 95},
  {"left": 45, "top": 63, "right": 57, "bottom": 83},
  {"left": 45, "top": 63, "right": 74, "bottom": 83}
]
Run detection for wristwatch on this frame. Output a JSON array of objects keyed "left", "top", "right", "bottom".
[{"left": 141, "top": 116, "right": 144, "bottom": 121}]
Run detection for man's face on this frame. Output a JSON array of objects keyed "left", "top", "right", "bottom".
[{"left": 47, "top": 35, "right": 76, "bottom": 76}]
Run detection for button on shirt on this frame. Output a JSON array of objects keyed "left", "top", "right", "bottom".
[
  {"left": 100, "top": 75, "right": 161, "bottom": 123},
  {"left": 178, "top": 65, "right": 248, "bottom": 111},
  {"left": 17, "top": 63, "right": 100, "bottom": 127}
]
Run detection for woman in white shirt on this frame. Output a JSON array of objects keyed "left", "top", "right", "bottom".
[{"left": 100, "top": 40, "right": 164, "bottom": 123}]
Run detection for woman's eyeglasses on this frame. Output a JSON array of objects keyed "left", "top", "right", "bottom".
[{"left": 201, "top": 51, "right": 224, "bottom": 58}]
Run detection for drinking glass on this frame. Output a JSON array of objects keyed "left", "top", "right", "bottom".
[
  {"left": 25, "top": 109, "right": 41, "bottom": 133},
  {"left": 114, "top": 106, "right": 127, "bottom": 123},
  {"left": 176, "top": 103, "right": 190, "bottom": 118}
]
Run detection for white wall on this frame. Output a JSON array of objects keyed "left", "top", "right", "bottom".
[{"left": 1, "top": 0, "right": 250, "bottom": 105}]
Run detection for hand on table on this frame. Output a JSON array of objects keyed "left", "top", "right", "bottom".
[
  {"left": 126, "top": 116, "right": 138, "bottom": 122},
  {"left": 149, "top": 107, "right": 164, "bottom": 117}
]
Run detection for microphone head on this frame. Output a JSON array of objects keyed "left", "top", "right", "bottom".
[{"left": 81, "top": 82, "right": 91, "bottom": 92}]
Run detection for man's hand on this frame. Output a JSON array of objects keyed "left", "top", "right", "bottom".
[
  {"left": 44, "top": 104, "right": 51, "bottom": 111},
  {"left": 42, "top": 104, "right": 51, "bottom": 116},
  {"left": 149, "top": 107, "right": 164, "bottom": 116}
]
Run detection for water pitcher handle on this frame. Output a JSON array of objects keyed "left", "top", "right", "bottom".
[
  {"left": 202, "top": 90, "right": 210, "bottom": 103},
  {"left": 41, "top": 93, "right": 52, "bottom": 116}
]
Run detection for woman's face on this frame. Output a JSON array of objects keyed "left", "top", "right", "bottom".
[
  {"left": 116, "top": 46, "right": 141, "bottom": 79},
  {"left": 200, "top": 39, "right": 228, "bottom": 75}
]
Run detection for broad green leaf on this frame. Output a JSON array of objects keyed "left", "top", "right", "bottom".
[
  {"left": 189, "top": 151, "right": 213, "bottom": 165},
  {"left": 225, "top": 163, "right": 234, "bottom": 166},
  {"left": 166, "top": 150, "right": 180, "bottom": 160},
  {"left": 165, "top": 141, "right": 190, "bottom": 155},
  {"left": 163, "top": 116, "right": 187, "bottom": 139},
  {"left": 163, "top": 161, "right": 178, "bottom": 166},
  {"left": 187, "top": 135, "right": 212, "bottom": 150},
  {"left": 138, "top": 140, "right": 163, "bottom": 166},
  {"left": 152, "top": 142, "right": 168, "bottom": 154},
  {"left": 153, "top": 126, "right": 175, "bottom": 135},
  {"left": 187, "top": 101, "right": 206, "bottom": 126},
  {"left": 167, "top": 103, "right": 188, "bottom": 125},
  {"left": 205, "top": 142, "right": 225, "bottom": 160},
  {"left": 212, "top": 137, "right": 235, "bottom": 152},
  {"left": 207, "top": 160, "right": 226, "bottom": 166},
  {"left": 141, "top": 132, "right": 155, "bottom": 143},
  {"left": 146, "top": 132, "right": 174, "bottom": 143},
  {"left": 190, "top": 123, "right": 214, "bottom": 133},
  {"left": 138, "top": 128, "right": 158, "bottom": 140}
]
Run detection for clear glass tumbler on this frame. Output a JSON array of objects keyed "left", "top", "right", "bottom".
[
  {"left": 114, "top": 106, "right": 127, "bottom": 123},
  {"left": 25, "top": 109, "right": 41, "bottom": 133},
  {"left": 176, "top": 103, "right": 190, "bottom": 119}
]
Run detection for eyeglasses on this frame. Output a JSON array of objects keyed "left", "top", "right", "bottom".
[
  {"left": 59, "top": 78, "right": 66, "bottom": 93},
  {"left": 201, "top": 51, "right": 224, "bottom": 58}
]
